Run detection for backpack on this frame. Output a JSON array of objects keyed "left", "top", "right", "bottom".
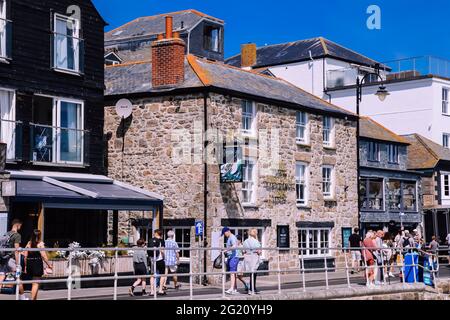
[
  {"left": 403, "top": 237, "right": 411, "bottom": 248},
  {"left": 0, "top": 232, "right": 13, "bottom": 260}
]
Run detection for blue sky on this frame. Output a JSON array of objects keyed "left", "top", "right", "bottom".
[{"left": 93, "top": 0, "right": 450, "bottom": 62}]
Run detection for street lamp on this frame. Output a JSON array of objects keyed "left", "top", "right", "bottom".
[{"left": 356, "top": 64, "right": 389, "bottom": 233}]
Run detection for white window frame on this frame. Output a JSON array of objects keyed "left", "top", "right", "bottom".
[
  {"left": 0, "top": 0, "right": 8, "bottom": 60},
  {"left": 242, "top": 158, "right": 257, "bottom": 206},
  {"left": 295, "top": 162, "right": 309, "bottom": 207},
  {"left": 443, "top": 133, "right": 450, "bottom": 149},
  {"left": 323, "top": 116, "right": 335, "bottom": 147},
  {"left": 162, "top": 226, "right": 191, "bottom": 261},
  {"left": 368, "top": 142, "right": 380, "bottom": 162},
  {"left": 441, "top": 172, "right": 450, "bottom": 200},
  {"left": 53, "top": 13, "right": 81, "bottom": 74},
  {"left": 32, "top": 95, "right": 84, "bottom": 165},
  {"left": 442, "top": 88, "right": 449, "bottom": 115},
  {"left": 241, "top": 100, "right": 256, "bottom": 137},
  {"left": 0, "top": 87, "right": 16, "bottom": 160},
  {"left": 322, "top": 165, "right": 335, "bottom": 199},
  {"left": 387, "top": 144, "right": 399, "bottom": 164},
  {"left": 298, "top": 228, "right": 331, "bottom": 258},
  {"left": 296, "top": 111, "right": 309, "bottom": 145}
]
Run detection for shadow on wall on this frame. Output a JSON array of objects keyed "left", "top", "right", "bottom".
[{"left": 220, "top": 183, "right": 244, "bottom": 218}]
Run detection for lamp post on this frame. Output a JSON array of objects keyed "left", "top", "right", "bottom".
[{"left": 356, "top": 64, "right": 390, "bottom": 233}]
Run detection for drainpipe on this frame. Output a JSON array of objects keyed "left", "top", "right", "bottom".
[
  {"left": 309, "top": 50, "right": 315, "bottom": 95},
  {"left": 202, "top": 90, "right": 209, "bottom": 286}
]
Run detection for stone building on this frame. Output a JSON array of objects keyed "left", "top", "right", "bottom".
[
  {"left": 358, "top": 117, "right": 422, "bottom": 235},
  {"left": 404, "top": 134, "right": 450, "bottom": 243},
  {"left": 104, "top": 16, "right": 359, "bottom": 277}
]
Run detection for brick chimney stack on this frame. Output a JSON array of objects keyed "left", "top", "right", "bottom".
[
  {"left": 151, "top": 16, "right": 186, "bottom": 87},
  {"left": 241, "top": 43, "right": 257, "bottom": 68}
]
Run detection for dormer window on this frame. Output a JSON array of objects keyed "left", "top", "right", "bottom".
[
  {"left": 53, "top": 13, "right": 83, "bottom": 74},
  {"left": 104, "top": 51, "right": 123, "bottom": 66},
  {"left": 203, "top": 25, "right": 221, "bottom": 52}
]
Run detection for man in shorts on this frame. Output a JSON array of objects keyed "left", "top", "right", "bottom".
[
  {"left": 148, "top": 229, "right": 166, "bottom": 295},
  {"left": 164, "top": 230, "right": 180, "bottom": 290},
  {"left": 348, "top": 227, "right": 362, "bottom": 274},
  {"left": 222, "top": 227, "right": 239, "bottom": 295}
]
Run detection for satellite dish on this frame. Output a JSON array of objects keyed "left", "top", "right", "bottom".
[{"left": 115, "top": 99, "right": 133, "bottom": 118}]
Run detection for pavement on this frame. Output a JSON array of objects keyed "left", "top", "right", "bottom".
[{"left": 2, "top": 266, "right": 448, "bottom": 300}]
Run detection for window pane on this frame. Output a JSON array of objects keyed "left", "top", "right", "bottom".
[
  {"left": 59, "top": 101, "right": 82, "bottom": 162},
  {"left": 403, "top": 182, "right": 417, "bottom": 211},
  {"left": 368, "top": 179, "right": 384, "bottom": 210},
  {"left": 387, "top": 181, "right": 402, "bottom": 210}
]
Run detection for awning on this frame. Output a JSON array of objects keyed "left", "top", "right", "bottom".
[{"left": 9, "top": 170, "right": 163, "bottom": 211}]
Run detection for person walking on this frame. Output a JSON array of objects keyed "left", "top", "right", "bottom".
[
  {"left": 148, "top": 229, "right": 166, "bottom": 295},
  {"left": 22, "top": 230, "right": 53, "bottom": 300},
  {"left": 164, "top": 230, "right": 181, "bottom": 290},
  {"left": 0, "top": 219, "right": 27, "bottom": 300},
  {"left": 222, "top": 227, "right": 239, "bottom": 295},
  {"left": 129, "top": 239, "right": 149, "bottom": 296},
  {"left": 348, "top": 227, "right": 362, "bottom": 274},
  {"left": 428, "top": 236, "right": 439, "bottom": 255},
  {"left": 243, "top": 229, "right": 262, "bottom": 295},
  {"left": 373, "top": 230, "right": 385, "bottom": 285},
  {"left": 382, "top": 232, "right": 395, "bottom": 278},
  {"left": 363, "top": 231, "right": 376, "bottom": 288},
  {"left": 236, "top": 235, "right": 249, "bottom": 293}
]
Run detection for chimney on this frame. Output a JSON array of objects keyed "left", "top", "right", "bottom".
[
  {"left": 241, "top": 43, "right": 257, "bottom": 68},
  {"left": 151, "top": 16, "right": 186, "bottom": 88}
]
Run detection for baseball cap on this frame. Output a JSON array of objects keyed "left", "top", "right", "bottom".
[{"left": 221, "top": 227, "right": 230, "bottom": 236}]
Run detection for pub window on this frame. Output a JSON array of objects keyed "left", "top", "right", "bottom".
[
  {"left": 323, "top": 116, "right": 334, "bottom": 147},
  {"left": 298, "top": 228, "right": 330, "bottom": 257},
  {"left": 441, "top": 173, "right": 450, "bottom": 199},
  {"left": 242, "top": 159, "right": 256, "bottom": 205},
  {"left": 322, "top": 166, "right": 334, "bottom": 199},
  {"left": 368, "top": 142, "right": 380, "bottom": 162},
  {"left": 242, "top": 100, "right": 256, "bottom": 136},
  {"left": 388, "top": 144, "right": 399, "bottom": 163},
  {"left": 163, "top": 227, "right": 191, "bottom": 259},
  {"left": 359, "top": 178, "right": 384, "bottom": 211},
  {"left": 295, "top": 162, "right": 308, "bottom": 206},
  {"left": 53, "top": 13, "right": 83, "bottom": 73},
  {"left": 443, "top": 133, "right": 450, "bottom": 149},
  {"left": 296, "top": 111, "right": 309, "bottom": 144},
  {"left": 203, "top": 25, "right": 221, "bottom": 52},
  {"left": 0, "top": 88, "right": 16, "bottom": 160}
]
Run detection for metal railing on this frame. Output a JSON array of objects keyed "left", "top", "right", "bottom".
[
  {"left": 52, "top": 32, "right": 84, "bottom": 73},
  {"left": 326, "top": 56, "right": 450, "bottom": 89},
  {"left": 30, "top": 123, "right": 89, "bottom": 166},
  {"left": 0, "top": 245, "right": 447, "bottom": 300},
  {"left": 0, "top": 17, "right": 12, "bottom": 60},
  {"left": 0, "top": 119, "right": 23, "bottom": 161}
]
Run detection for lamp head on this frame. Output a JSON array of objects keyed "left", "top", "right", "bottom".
[{"left": 375, "top": 85, "right": 390, "bottom": 102}]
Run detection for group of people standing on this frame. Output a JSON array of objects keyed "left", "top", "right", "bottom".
[
  {"left": 222, "top": 227, "right": 262, "bottom": 295},
  {"left": 348, "top": 227, "right": 445, "bottom": 288},
  {"left": 129, "top": 229, "right": 181, "bottom": 296},
  {"left": 0, "top": 219, "right": 52, "bottom": 300}
]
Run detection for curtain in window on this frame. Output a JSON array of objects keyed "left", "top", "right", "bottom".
[
  {"left": 55, "top": 17, "right": 78, "bottom": 71},
  {"left": 0, "top": 0, "right": 5, "bottom": 58},
  {"left": 0, "top": 89, "right": 15, "bottom": 159},
  {"left": 59, "top": 101, "right": 81, "bottom": 162}
]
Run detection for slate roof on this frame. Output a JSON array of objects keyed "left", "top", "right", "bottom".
[
  {"left": 402, "top": 134, "right": 450, "bottom": 169},
  {"left": 105, "top": 55, "right": 355, "bottom": 117},
  {"left": 359, "top": 117, "right": 409, "bottom": 144},
  {"left": 225, "top": 37, "right": 385, "bottom": 69},
  {"left": 105, "top": 9, "right": 223, "bottom": 43}
]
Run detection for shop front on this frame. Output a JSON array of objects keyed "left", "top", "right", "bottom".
[{"left": 5, "top": 170, "right": 164, "bottom": 248}]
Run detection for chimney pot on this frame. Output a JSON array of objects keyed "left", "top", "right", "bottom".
[
  {"left": 241, "top": 43, "right": 257, "bottom": 68},
  {"left": 165, "top": 16, "right": 173, "bottom": 39}
]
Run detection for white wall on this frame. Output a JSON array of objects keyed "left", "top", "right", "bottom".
[{"left": 328, "top": 78, "right": 450, "bottom": 145}]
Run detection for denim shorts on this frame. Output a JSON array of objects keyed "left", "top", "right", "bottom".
[{"left": 227, "top": 257, "right": 240, "bottom": 272}]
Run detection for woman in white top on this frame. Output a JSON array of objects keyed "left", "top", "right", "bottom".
[{"left": 243, "top": 229, "right": 262, "bottom": 295}]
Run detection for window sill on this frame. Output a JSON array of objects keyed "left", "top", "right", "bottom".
[
  {"left": 241, "top": 132, "right": 257, "bottom": 140},
  {"left": 324, "top": 197, "right": 336, "bottom": 202},
  {"left": 323, "top": 145, "right": 336, "bottom": 150},
  {"left": 297, "top": 204, "right": 311, "bottom": 209},
  {"left": 442, "top": 113, "right": 450, "bottom": 117},
  {"left": 296, "top": 141, "right": 311, "bottom": 147},
  {"left": 387, "top": 162, "right": 400, "bottom": 165},
  {"left": 31, "top": 161, "right": 88, "bottom": 168},
  {"left": 53, "top": 67, "right": 83, "bottom": 77},
  {"left": 0, "top": 57, "right": 11, "bottom": 64},
  {"left": 242, "top": 203, "right": 258, "bottom": 209}
]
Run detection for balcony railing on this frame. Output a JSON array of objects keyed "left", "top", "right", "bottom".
[
  {"left": 30, "top": 123, "right": 89, "bottom": 166},
  {"left": 326, "top": 56, "right": 450, "bottom": 90},
  {"left": 52, "top": 32, "right": 84, "bottom": 73},
  {"left": 0, "top": 119, "right": 22, "bottom": 161},
  {"left": 0, "top": 17, "right": 12, "bottom": 60}
]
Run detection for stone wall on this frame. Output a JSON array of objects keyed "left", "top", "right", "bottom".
[{"left": 104, "top": 91, "right": 359, "bottom": 279}]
